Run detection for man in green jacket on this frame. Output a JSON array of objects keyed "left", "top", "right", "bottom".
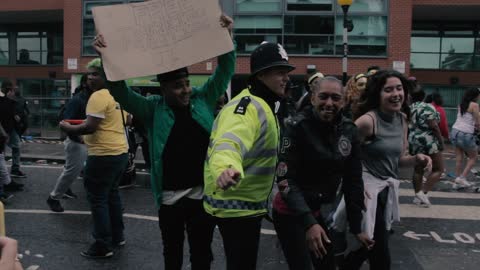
[{"left": 93, "top": 15, "right": 235, "bottom": 270}]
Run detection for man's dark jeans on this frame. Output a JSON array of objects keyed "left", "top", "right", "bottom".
[
  {"left": 84, "top": 153, "right": 128, "bottom": 249},
  {"left": 158, "top": 197, "right": 215, "bottom": 270}
]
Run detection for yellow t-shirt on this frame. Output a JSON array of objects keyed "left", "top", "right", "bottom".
[{"left": 84, "top": 89, "right": 128, "bottom": 156}]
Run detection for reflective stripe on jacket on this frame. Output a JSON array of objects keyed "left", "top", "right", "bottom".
[{"left": 203, "top": 88, "right": 279, "bottom": 218}]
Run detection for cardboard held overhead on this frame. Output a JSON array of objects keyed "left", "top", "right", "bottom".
[{"left": 92, "top": 0, "right": 233, "bottom": 81}]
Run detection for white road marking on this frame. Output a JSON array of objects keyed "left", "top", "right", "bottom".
[
  {"left": 403, "top": 231, "right": 431, "bottom": 240},
  {"left": 400, "top": 204, "right": 480, "bottom": 220},
  {"left": 399, "top": 188, "right": 480, "bottom": 199}
]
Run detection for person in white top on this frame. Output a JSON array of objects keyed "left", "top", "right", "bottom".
[{"left": 450, "top": 87, "right": 480, "bottom": 187}]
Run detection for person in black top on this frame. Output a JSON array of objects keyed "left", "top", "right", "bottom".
[
  {"left": 272, "top": 76, "right": 373, "bottom": 270},
  {"left": 47, "top": 75, "right": 92, "bottom": 212},
  {"left": 0, "top": 90, "right": 17, "bottom": 201}
]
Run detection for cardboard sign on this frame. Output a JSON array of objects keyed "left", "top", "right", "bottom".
[{"left": 92, "top": 0, "right": 233, "bottom": 81}]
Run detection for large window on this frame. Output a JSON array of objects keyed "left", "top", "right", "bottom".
[
  {"left": 0, "top": 32, "right": 8, "bottom": 65},
  {"left": 286, "top": 0, "right": 333, "bottom": 12},
  {"left": 233, "top": 0, "right": 388, "bottom": 56},
  {"left": 236, "top": 0, "right": 282, "bottom": 13},
  {"left": 411, "top": 23, "right": 480, "bottom": 70},
  {"left": 16, "top": 32, "right": 63, "bottom": 65},
  {"left": 82, "top": 0, "right": 143, "bottom": 55},
  {"left": 335, "top": 16, "right": 387, "bottom": 56}
]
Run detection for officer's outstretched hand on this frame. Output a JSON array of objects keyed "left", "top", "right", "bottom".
[
  {"left": 219, "top": 14, "right": 234, "bottom": 37},
  {"left": 216, "top": 167, "right": 240, "bottom": 190},
  {"left": 306, "top": 224, "right": 331, "bottom": 259}
]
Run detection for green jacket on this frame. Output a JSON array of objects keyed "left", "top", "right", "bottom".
[{"left": 107, "top": 48, "right": 236, "bottom": 207}]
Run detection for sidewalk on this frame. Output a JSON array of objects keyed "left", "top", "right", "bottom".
[
  {"left": 5, "top": 139, "right": 147, "bottom": 167},
  {"left": 4, "top": 139, "right": 151, "bottom": 187},
  {"left": 7, "top": 139, "right": 458, "bottom": 164}
]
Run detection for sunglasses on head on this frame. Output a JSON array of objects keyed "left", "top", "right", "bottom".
[{"left": 354, "top": 73, "right": 366, "bottom": 82}]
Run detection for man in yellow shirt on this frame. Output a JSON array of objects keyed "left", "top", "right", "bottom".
[{"left": 60, "top": 58, "right": 128, "bottom": 259}]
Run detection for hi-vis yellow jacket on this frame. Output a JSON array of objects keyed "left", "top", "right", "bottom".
[{"left": 203, "top": 88, "right": 279, "bottom": 218}]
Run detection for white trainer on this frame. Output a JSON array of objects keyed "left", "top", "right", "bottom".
[
  {"left": 414, "top": 191, "right": 431, "bottom": 207},
  {"left": 454, "top": 177, "right": 472, "bottom": 188}
]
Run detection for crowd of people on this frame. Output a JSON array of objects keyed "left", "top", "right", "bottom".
[{"left": 1, "top": 14, "right": 480, "bottom": 270}]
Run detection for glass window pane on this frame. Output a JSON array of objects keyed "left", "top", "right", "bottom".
[
  {"left": 17, "top": 50, "right": 41, "bottom": 64},
  {"left": 441, "top": 54, "right": 473, "bottom": 70},
  {"left": 18, "top": 32, "right": 39, "bottom": 36},
  {"left": 444, "top": 30, "right": 473, "bottom": 36},
  {"left": 234, "top": 16, "right": 282, "bottom": 34},
  {"left": 83, "top": 19, "right": 96, "bottom": 36},
  {"left": 46, "top": 80, "right": 70, "bottom": 98},
  {"left": 335, "top": 16, "right": 386, "bottom": 36},
  {"left": 236, "top": 0, "right": 281, "bottom": 12},
  {"left": 0, "top": 51, "right": 8, "bottom": 65},
  {"left": 0, "top": 32, "right": 8, "bottom": 51},
  {"left": 287, "top": 0, "right": 333, "bottom": 11},
  {"left": 17, "top": 36, "right": 41, "bottom": 51},
  {"left": 441, "top": 38, "right": 474, "bottom": 53},
  {"left": 476, "top": 38, "right": 480, "bottom": 54},
  {"left": 284, "top": 16, "right": 334, "bottom": 34},
  {"left": 410, "top": 53, "right": 440, "bottom": 69},
  {"left": 284, "top": 35, "right": 333, "bottom": 55},
  {"left": 83, "top": 37, "right": 97, "bottom": 55},
  {"left": 234, "top": 35, "right": 281, "bottom": 54},
  {"left": 19, "top": 79, "right": 43, "bottom": 96},
  {"left": 335, "top": 36, "right": 386, "bottom": 56},
  {"left": 341, "top": 0, "right": 385, "bottom": 13},
  {"left": 85, "top": 1, "right": 124, "bottom": 16},
  {"left": 411, "top": 37, "right": 440, "bottom": 52}
]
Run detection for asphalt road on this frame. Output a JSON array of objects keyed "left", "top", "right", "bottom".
[{"left": 3, "top": 159, "right": 480, "bottom": 270}]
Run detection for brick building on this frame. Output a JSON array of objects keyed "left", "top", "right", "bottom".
[{"left": 0, "top": 0, "right": 479, "bottom": 137}]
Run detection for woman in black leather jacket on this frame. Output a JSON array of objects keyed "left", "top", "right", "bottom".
[{"left": 272, "top": 76, "right": 372, "bottom": 270}]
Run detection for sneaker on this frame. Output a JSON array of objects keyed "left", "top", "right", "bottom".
[
  {"left": 80, "top": 243, "right": 113, "bottom": 259},
  {"left": 4, "top": 181, "right": 24, "bottom": 192},
  {"left": 454, "top": 177, "right": 472, "bottom": 188},
  {"left": 414, "top": 191, "right": 431, "bottom": 207},
  {"left": 46, "top": 196, "right": 64, "bottom": 212},
  {"left": 113, "top": 240, "right": 126, "bottom": 247},
  {"left": 10, "top": 170, "right": 26, "bottom": 178},
  {"left": 0, "top": 193, "right": 14, "bottom": 203},
  {"left": 62, "top": 189, "right": 78, "bottom": 199}
]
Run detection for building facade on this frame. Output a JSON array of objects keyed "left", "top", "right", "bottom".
[{"left": 0, "top": 0, "right": 479, "bottom": 137}]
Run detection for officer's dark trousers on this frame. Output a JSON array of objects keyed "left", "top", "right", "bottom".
[
  {"left": 273, "top": 210, "right": 335, "bottom": 270},
  {"left": 341, "top": 187, "right": 391, "bottom": 270},
  {"left": 158, "top": 198, "right": 215, "bottom": 270},
  {"left": 215, "top": 215, "right": 264, "bottom": 270}
]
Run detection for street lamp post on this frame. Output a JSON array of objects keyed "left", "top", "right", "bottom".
[{"left": 338, "top": 0, "right": 353, "bottom": 86}]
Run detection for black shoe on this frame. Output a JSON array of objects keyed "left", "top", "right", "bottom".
[
  {"left": 62, "top": 188, "right": 78, "bottom": 199},
  {"left": 80, "top": 243, "right": 113, "bottom": 259},
  {"left": 4, "top": 181, "right": 24, "bottom": 192},
  {"left": 0, "top": 193, "right": 14, "bottom": 203},
  {"left": 46, "top": 196, "right": 64, "bottom": 212},
  {"left": 10, "top": 170, "right": 27, "bottom": 178}
]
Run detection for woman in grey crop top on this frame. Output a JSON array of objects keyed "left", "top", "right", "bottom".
[{"left": 342, "top": 70, "right": 432, "bottom": 270}]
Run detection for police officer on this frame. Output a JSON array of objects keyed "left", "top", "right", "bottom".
[
  {"left": 272, "top": 76, "right": 373, "bottom": 270},
  {"left": 203, "top": 42, "right": 295, "bottom": 270}
]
